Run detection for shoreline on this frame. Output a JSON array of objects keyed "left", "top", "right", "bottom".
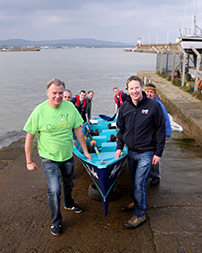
[
  {"left": 0, "top": 137, "right": 25, "bottom": 170},
  {"left": 0, "top": 47, "right": 40, "bottom": 52},
  {"left": 0, "top": 130, "right": 26, "bottom": 150}
]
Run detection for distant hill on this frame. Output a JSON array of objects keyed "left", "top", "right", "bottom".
[{"left": 0, "top": 38, "right": 133, "bottom": 48}]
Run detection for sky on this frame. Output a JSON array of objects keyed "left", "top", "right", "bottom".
[{"left": 0, "top": 0, "right": 202, "bottom": 44}]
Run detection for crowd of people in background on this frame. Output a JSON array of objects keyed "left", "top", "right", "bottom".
[{"left": 63, "top": 89, "right": 94, "bottom": 123}]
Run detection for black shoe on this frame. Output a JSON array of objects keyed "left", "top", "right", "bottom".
[
  {"left": 150, "top": 177, "right": 160, "bottom": 186},
  {"left": 64, "top": 204, "right": 83, "bottom": 213},
  {"left": 121, "top": 201, "right": 135, "bottom": 212},
  {"left": 51, "top": 225, "right": 62, "bottom": 236}
]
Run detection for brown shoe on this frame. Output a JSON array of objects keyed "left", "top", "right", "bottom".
[
  {"left": 124, "top": 215, "right": 146, "bottom": 229},
  {"left": 121, "top": 201, "right": 135, "bottom": 212}
]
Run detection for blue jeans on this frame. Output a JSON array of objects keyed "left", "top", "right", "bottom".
[
  {"left": 128, "top": 150, "right": 154, "bottom": 217},
  {"left": 41, "top": 156, "right": 75, "bottom": 225}
]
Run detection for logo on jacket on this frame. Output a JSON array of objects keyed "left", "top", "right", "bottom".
[{"left": 142, "top": 109, "right": 149, "bottom": 114}]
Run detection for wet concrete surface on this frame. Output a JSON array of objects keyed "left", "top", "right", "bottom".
[
  {"left": 148, "top": 131, "right": 202, "bottom": 253},
  {"left": 0, "top": 130, "right": 202, "bottom": 253}
]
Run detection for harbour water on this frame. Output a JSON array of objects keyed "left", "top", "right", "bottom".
[{"left": 0, "top": 48, "right": 156, "bottom": 149}]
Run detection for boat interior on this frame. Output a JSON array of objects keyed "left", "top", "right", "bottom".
[{"left": 74, "top": 119, "right": 128, "bottom": 165}]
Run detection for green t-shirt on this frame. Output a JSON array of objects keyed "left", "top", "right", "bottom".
[{"left": 24, "top": 100, "right": 83, "bottom": 162}]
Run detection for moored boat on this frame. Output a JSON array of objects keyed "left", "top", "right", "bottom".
[
  {"left": 177, "top": 0, "right": 202, "bottom": 54},
  {"left": 73, "top": 116, "right": 128, "bottom": 215},
  {"left": 177, "top": 33, "right": 202, "bottom": 54}
]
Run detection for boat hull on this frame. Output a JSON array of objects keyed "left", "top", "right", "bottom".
[
  {"left": 73, "top": 117, "right": 128, "bottom": 215},
  {"left": 180, "top": 37, "right": 202, "bottom": 53},
  {"left": 77, "top": 155, "right": 127, "bottom": 215}
]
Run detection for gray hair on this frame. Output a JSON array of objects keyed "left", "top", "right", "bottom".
[{"left": 47, "top": 79, "right": 65, "bottom": 90}]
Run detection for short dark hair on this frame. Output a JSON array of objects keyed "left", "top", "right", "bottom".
[
  {"left": 87, "top": 90, "right": 94, "bottom": 94},
  {"left": 79, "top": 90, "right": 86, "bottom": 94},
  {"left": 126, "top": 76, "right": 143, "bottom": 89},
  {"left": 113, "top": 87, "right": 119, "bottom": 91}
]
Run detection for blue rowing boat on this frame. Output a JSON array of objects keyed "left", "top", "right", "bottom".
[{"left": 73, "top": 116, "right": 128, "bottom": 215}]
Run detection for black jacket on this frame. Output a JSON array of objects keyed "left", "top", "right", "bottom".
[{"left": 116, "top": 92, "right": 165, "bottom": 157}]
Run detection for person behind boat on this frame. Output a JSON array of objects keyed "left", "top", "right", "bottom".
[
  {"left": 63, "top": 89, "right": 73, "bottom": 101},
  {"left": 145, "top": 83, "right": 172, "bottom": 186},
  {"left": 24, "top": 79, "right": 92, "bottom": 236},
  {"left": 86, "top": 90, "right": 94, "bottom": 122},
  {"left": 113, "top": 87, "right": 128, "bottom": 110},
  {"left": 63, "top": 89, "right": 77, "bottom": 145},
  {"left": 115, "top": 75, "right": 165, "bottom": 229},
  {"left": 72, "top": 90, "right": 87, "bottom": 122}
]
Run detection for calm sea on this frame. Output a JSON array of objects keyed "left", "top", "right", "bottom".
[{"left": 0, "top": 48, "right": 156, "bottom": 149}]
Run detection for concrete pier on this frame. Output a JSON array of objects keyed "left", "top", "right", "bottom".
[{"left": 125, "top": 43, "right": 180, "bottom": 54}]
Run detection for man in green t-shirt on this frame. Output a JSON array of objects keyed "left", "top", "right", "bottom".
[{"left": 24, "top": 79, "right": 92, "bottom": 236}]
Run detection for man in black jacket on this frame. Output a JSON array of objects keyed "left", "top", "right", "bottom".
[{"left": 115, "top": 76, "right": 165, "bottom": 229}]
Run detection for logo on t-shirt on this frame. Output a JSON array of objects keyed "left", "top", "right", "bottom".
[
  {"left": 61, "top": 114, "right": 70, "bottom": 124},
  {"left": 46, "top": 114, "right": 71, "bottom": 133}
]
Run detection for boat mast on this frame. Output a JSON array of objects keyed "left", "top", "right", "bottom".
[{"left": 193, "top": 0, "right": 196, "bottom": 35}]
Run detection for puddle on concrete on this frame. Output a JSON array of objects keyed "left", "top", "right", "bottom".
[
  {"left": 157, "top": 130, "right": 202, "bottom": 194},
  {"left": 166, "top": 131, "right": 202, "bottom": 158}
]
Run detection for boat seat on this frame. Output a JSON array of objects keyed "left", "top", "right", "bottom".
[
  {"left": 101, "top": 142, "right": 117, "bottom": 152},
  {"left": 101, "top": 129, "right": 117, "bottom": 141},
  {"left": 89, "top": 152, "right": 116, "bottom": 166},
  {"left": 92, "top": 135, "right": 107, "bottom": 147}
]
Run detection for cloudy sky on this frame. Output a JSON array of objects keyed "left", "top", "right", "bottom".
[{"left": 1, "top": 0, "right": 202, "bottom": 44}]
